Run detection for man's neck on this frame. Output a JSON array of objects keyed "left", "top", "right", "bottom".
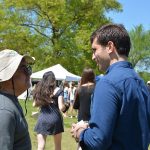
[{"left": 110, "top": 55, "right": 128, "bottom": 65}]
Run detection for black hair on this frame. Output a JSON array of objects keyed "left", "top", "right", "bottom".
[
  {"left": 80, "top": 68, "right": 95, "bottom": 85},
  {"left": 33, "top": 71, "right": 56, "bottom": 107},
  {"left": 90, "top": 24, "right": 131, "bottom": 57}
]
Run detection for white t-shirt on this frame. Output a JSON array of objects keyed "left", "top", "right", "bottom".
[{"left": 69, "top": 87, "right": 76, "bottom": 101}]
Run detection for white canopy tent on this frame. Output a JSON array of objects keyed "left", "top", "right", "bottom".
[
  {"left": 31, "top": 64, "right": 81, "bottom": 81},
  {"left": 18, "top": 64, "right": 80, "bottom": 100}
]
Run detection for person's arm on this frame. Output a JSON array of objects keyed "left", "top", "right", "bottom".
[
  {"left": 32, "top": 100, "right": 36, "bottom": 107},
  {"left": 58, "top": 95, "right": 66, "bottom": 111},
  {"left": 73, "top": 88, "right": 80, "bottom": 109},
  {"left": 58, "top": 95, "right": 70, "bottom": 113},
  {"left": 0, "top": 109, "right": 15, "bottom": 150},
  {"left": 68, "top": 88, "right": 70, "bottom": 101},
  {"left": 79, "top": 80, "right": 121, "bottom": 150}
]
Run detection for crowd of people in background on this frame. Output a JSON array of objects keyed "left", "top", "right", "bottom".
[{"left": 0, "top": 23, "right": 150, "bottom": 150}]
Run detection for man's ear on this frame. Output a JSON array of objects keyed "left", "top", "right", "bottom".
[{"left": 106, "top": 41, "right": 115, "bottom": 54}]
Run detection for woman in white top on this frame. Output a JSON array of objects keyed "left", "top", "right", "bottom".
[
  {"left": 68, "top": 81, "right": 76, "bottom": 118},
  {"left": 63, "top": 81, "right": 69, "bottom": 117}
]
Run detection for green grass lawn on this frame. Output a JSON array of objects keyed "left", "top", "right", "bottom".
[{"left": 20, "top": 100, "right": 150, "bottom": 150}]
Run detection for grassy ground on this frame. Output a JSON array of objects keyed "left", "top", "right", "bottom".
[{"left": 20, "top": 100, "right": 150, "bottom": 150}]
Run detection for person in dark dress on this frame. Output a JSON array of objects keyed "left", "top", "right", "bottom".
[{"left": 33, "top": 71, "right": 69, "bottom": 150}]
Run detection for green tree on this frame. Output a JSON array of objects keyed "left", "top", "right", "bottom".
[
  {"left": 129, "top": 25, "right": 150, "bottom": 82},
  {"left": 129, "top": 25, "right": 150, "bottom": 67},
  {"left": 0, "top": 0, "right": 122, "bottom": 74}
]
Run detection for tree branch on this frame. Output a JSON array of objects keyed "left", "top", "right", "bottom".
[
  {"left": 20, "top": 23, "right": 50, "bottom": 39},
  {"left": 20, "top": 23, "right": 51, "bottom": 29}
]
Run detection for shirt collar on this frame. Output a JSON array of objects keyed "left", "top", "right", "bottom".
[
  {"left": 106, "top": 61, "right": 133, "bottom": 74},
  {"left": 0, "top": 91, "right": 18, "bottom": 101}
]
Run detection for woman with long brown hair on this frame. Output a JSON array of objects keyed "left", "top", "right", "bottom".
[
  {"left": 33, "top": 71, "right": 69, "bottom": 150},
  {"left": 73, "top": 68, "right": 95, "bottom": 150},
  {"left": 74, "top": 68, "right": 95, "bottom": 122}
]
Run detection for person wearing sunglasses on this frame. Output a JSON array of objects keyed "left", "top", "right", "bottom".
[{"left": 0, "top": 49, "right": 35, "bottom": 150}]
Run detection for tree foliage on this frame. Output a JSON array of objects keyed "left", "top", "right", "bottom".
[
  {"left": 0, "top": 0, "right": 122, "bottom": 74},
  {"left": 128, "top": 25, "right": 150, "bottom": 82},
  {"left": 129, "top": 25, "right": 150, "bottom": 67}
]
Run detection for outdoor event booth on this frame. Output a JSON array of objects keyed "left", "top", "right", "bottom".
[{"left": 31, "top": 64, "right": 81, "bottom": 81}]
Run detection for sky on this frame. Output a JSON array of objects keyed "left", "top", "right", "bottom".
[{"left": 106, "top": 0, "right": 150, "bottom": 31}]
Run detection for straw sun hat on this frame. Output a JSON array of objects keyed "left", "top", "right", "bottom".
[{"left": 0, "top": 49, "right": 35, "bottom": 82}]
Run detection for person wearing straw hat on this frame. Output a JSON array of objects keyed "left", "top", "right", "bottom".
[{"left": 0, "top": 49, "right": 34, "bottom": 150}]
